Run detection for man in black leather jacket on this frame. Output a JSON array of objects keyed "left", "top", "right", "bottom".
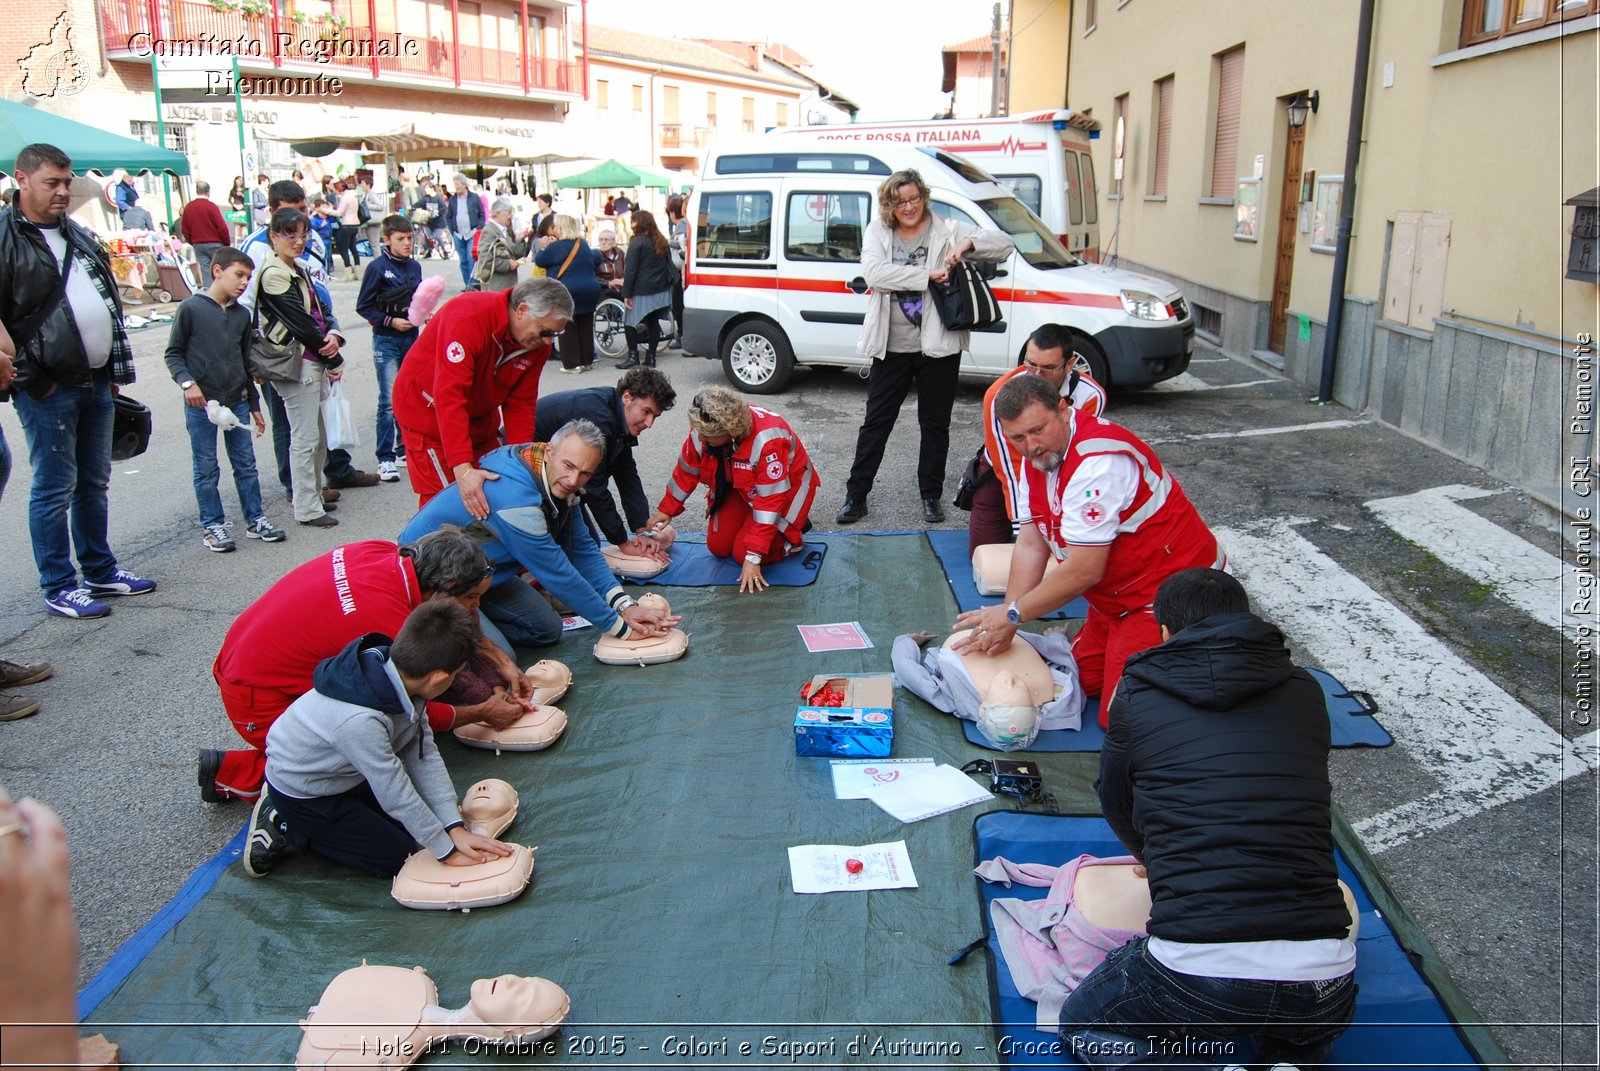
[
  {"left": 1059, "top": 567, "right": 1357, "bottom": 1068},
  {"left": 0, "top": 143, "right": 155, "bottom": 621}
]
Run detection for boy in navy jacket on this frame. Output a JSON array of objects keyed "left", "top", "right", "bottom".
[{"left": 356, "top": 214, "right": 423, "bottom": 483}]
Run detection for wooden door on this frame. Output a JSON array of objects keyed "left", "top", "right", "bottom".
[{"left": 1268, "top": 121, "right": 1304, "bottom": 354}]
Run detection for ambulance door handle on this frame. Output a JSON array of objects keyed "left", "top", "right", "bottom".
[
  {"left": 991, "top": 269, "right": 1008, "bottom": 278},
  {"left": 847, "top": 276, "right": 869, "bottom": 294}
]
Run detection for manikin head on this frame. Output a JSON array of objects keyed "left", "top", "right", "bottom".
[{"left": 976, "top": 669, "right": 1041, "bottom": 750}]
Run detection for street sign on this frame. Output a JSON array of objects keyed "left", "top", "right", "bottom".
[{"left": 244, "top": 151, "right": 257, "bottom": 173}]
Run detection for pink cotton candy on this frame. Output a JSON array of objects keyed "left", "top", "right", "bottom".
[{"left": 408, "top": 275, "right": 447, "bottom": 327}]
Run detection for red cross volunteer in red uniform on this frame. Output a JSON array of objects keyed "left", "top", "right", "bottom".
[
  {"left": 954, "top": 374, "right": 1225, "bottom": 727},
  {"left": 644, "top": 386, "right": 820, "bottom": 593},
  {"left": 392, "top": 278, "right": 574, "bottom": 516}
]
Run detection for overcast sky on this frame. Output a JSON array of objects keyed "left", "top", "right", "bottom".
[{"left": 589, "top": 0, "right": 1002, "bottom": 121}]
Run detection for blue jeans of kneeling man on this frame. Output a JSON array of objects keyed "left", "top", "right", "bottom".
[
  {"left": 185, "top": 400, "right": 264, "bottom": 527},
  {"left": 479, "top": 576, "right": 563, "bottom": 651},
  {"left": 1058, "top": 937, "right": 1357, "bottom": 1068},
  {"left": 13, "top": 375, "right": 120, "bottom": 594}
]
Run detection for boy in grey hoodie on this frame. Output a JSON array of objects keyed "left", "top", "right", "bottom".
[{"left": 245, "top": 600, "right": 514, "bottom": 878}]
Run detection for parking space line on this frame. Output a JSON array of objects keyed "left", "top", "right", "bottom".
[
  {"left": 1219, "top": 518, "right": 1591, "bottom": 854},
  {"left": 1366, "top": 484, "right": 1584, "bottom": 639},
  {"left": 1146, "top": 419, "right": 1367, "bottom": 445},
  {"left": 1150, "top": 373, "right": 1282, "bottom": 392}
]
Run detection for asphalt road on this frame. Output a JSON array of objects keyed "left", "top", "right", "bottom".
[{"left": 0, "top": 257, "right": 1592, "bottom": 1068}]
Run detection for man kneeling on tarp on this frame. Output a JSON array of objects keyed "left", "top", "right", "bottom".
[
  {"left": 399, "top": 419, "right": 680, "bottom": 649},
  {"left": 244, "top": 600, "right": 514, "bottom": 878},
  {"left": 1059, "top": 568, "right": 1357, "bottom": 1068}
]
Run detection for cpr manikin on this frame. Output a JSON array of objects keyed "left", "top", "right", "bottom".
[
  {"left": 593, "top": 592, "right": 688, "bottom": 665},
  {"left": 391, "top": 779, "right": 535, "bottom": 911},
  {"left": 601, "top": 523, "right": 677, "bottom": 579},
  {"left": 296, "top": 963, "right": 571, "bottom": 1070},
  {"left": 892, "top": 628, "right": 1086, "bottom": 747},
  {"left": 453, "top": 660, "right": 571, "bottom": 752},
  {"left": 971, "top": 543, "right": 1064, "bottom": 597}
]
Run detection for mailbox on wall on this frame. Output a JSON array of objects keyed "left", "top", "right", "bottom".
[{"left": 1566, "top": 187, "right": 1599, "bottom": 284}]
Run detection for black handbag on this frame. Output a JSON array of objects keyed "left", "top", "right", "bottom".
[
  {"left": 929, "top": 260, "right": 1002, "bottom": 331},
  {"left": 952, "top": 443, "right": 993, "bottom": 512}
]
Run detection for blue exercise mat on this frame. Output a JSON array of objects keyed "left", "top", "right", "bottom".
[
  {"left": 617, "top": 535, "right": 827, "bottom": 586},
  {"left": 927, "top": 530, "right": 1088, "bottom": 619},
  {"left": 972, "top": 811, "right": 1489, "bottom": 1070},
  {"left": 961, "top": 666, "right": 1391, "bottom": 753}
]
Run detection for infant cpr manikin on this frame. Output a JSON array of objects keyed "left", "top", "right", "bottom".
[
  {"left": 601, "top": 524, "right": 676, "bottom": 579},
  {"left": 592, "top": 592, "right": 688, "bottom": 666},
  {"left": 452, "top": 661, "right": 571, "bottom": 752},
  {"left": 296, "top": 964, "right": 571, "bottom": 1070},
  {"left": 391, "top": 781, "right": 534, "bottom": 911}
]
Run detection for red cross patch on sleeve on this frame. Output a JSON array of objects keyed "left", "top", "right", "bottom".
[{"left": 766, "top": 458, "right": 784, "bottom": 481}]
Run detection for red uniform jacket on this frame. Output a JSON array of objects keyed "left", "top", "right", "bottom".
[
  {"left": 392, "top": 290, "right": 551, "bottom": 471},
  {"left": 214, "top": 541, "right": 456, "bottom": 729},
  {"left": 657, "top": 406, "right": 821, "bottom": 561},
  {"left": 1025, "top": 414, "right": 1222, "bottom": 616}
]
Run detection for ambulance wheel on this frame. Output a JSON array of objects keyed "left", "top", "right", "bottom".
[
  {"left": 1070, "top": 334, "right": 1110, "bottom": 387},
  {"left": 721, "top": 321, "right": 793, "bottom": 394}
]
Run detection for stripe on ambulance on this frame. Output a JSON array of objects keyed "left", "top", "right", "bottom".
[{"left": 689, "top": 274, "right": 1125, "bottom": 310}]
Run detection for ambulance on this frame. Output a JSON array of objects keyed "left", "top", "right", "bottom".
[
  {"left": 770, "top": 110, "right": 1102, "bottom": 259},
  {"left": 682, "top": 136, "right": 1193, "bottom": 395}
]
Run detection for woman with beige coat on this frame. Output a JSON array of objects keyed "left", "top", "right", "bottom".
[{"left": 836, "top": 167, "right": 1013, "bottom": 526}]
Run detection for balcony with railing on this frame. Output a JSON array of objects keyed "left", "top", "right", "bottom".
[
  {"left": 657, "top": 124, "right": 712, "bottom": 152},
  {"left": 100, "top": 0, "right": 583, "bottom": 100}
]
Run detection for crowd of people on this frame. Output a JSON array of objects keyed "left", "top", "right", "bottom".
[{"left": 0, "top": 146, "right": 1356, "bottom": 1069}]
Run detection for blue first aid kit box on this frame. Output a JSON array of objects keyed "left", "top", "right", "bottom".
[{"left": 795, "top": 674, "right": 894, "bottom": 758}]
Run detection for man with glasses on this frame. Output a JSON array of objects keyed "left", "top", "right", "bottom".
[
  {"left": 392, "top": 277, "right": 574, "bottom": 514},
  {"left": 967, "top": 323, "right": 1107, "bottom": 555}
]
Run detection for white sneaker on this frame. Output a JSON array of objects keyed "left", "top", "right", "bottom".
[
  {"left": 377, "top": 461, "right": 400, "bottom": 482},
  {"left": 203, "top": 523, "right": 236, "bottom": 553}
]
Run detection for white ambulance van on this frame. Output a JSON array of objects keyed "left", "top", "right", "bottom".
[
  {"left": 770, "top": 110, "right": 1102, "bottom": 259},
  {"left": 683, "top": 137, "right": 1193, "bottom": 395}
]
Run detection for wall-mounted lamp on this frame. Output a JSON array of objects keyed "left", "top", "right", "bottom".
[{"left": 1287, "top": 90, "right": 1321, "bottom": 128}]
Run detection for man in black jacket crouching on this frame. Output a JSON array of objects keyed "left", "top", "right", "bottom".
[{"left": 1060, "top": 568, "right": 1357, "bottom": 1069}]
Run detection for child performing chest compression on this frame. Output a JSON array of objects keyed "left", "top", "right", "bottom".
[
  {"left": 163, "top": 246, "right": 286, "bottom": 552},
  {"left": 244, "top": 599, "right": 514, "bottom": 878}
]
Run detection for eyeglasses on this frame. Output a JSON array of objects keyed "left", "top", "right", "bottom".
[
  {"left": 894, "top": 196, "right": 923, "bottom": 209},
  {"left": 538, "top": 327, "right": 565, "bottom": 338},
  {"left": 1022, "top": 360, "right": 1067, "bottom": 374}
]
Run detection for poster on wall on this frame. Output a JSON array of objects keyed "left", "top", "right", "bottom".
[
  {"left": 1312, "top": 176, "right": 1343, "bottom": 252},
  {"left": 1234, "top": 178, "right": 1260, "bottom": 242}
]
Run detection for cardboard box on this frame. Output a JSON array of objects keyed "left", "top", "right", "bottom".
[{"left": 795, "top": 674, "right": 894, "bottom": 758}]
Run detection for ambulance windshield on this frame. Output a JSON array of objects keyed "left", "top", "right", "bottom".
[{"left": 977, "top": 197, "right": 1081, "bottom": 270}]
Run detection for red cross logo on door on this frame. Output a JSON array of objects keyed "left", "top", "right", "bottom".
[{"left": 804, "top": 195, "right": 827, "bottom": 222}]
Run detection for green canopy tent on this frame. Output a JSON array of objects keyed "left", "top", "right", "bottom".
[
  {"left": 0, "top": 99, "right": 189, "bottom": 177},
  {"left": 554, "top": 157, "right": 673, "bottom": 191}
]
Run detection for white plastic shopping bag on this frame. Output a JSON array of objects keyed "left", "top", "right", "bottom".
[{"left": 322, "top": 380, "right": 359, "bottom": 451}]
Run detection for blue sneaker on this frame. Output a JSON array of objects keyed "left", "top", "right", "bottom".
[
  {"left": 44, "top": 587, "right": 112, "bottom": 619},
  {"left": 83, "top": 570, "right": 157, "bottom": 597}
]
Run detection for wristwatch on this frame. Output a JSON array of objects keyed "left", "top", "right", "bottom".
[
  {"left": 1006, "top": 600, "right": 1021, "bottom": 624},
  {"left": 180, "top": 380, "right": 195, "bottom": 389}
]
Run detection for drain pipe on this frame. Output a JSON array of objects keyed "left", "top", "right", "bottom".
[{"left": 1316, "top": 0, "right": 1377, "bottom": 403}]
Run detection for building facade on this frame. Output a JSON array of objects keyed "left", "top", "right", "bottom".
[
  {"left": 1017, "top": 0, "right": 1597, "bottom": 502},
  {"left": 574, "top": 26, "right": 810, "bottom": 175},
  {"left": 941, "top": 30, "right": 1008, "bottom": 119},
  {"left": 5, "top": 0, "right": 581, "bottom": 206}
]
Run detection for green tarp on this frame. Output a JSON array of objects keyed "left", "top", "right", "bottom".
[
  {"left": 0, "top": 99, "right": 189, "bottom": 176},
  {"left": 556, "top": 159, "right": 675, "bottom": 191}
]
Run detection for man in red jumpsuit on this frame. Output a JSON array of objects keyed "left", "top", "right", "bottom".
[
  {"left": 644, "top": 386, "right": 820, "bottom": 594},
  {"left": 392, "top": 277, "right": 573, "bottom": 517},
  {"left": 954, "top": 374, "right": 1225, "bottom": 727},
  {"left": 200, "top": 531, "right": 527, "bottom": 802}
]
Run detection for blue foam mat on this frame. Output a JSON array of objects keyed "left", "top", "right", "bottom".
[
  {"left": 962, "top": 666, "right": 1391, "bottom": 753},
  {"left": 618, "top": 535, "right": 827, "bottom": 586},
  {"left": 927, "top": 530, "right": 1089, "bottom": 619},
  {"left": 973, "top": 811, "right": 1487, "bottom": 1070}
]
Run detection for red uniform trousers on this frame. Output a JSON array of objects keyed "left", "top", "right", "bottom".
[
  {"left": 705, "top": 495, "right": 795, "bottom": 564},
  {"left": 212, "top": 657, "right": 301, "bottom": 801},
  {"left": 1071, "top": 603, "right": 1164, "bottom": 730}
]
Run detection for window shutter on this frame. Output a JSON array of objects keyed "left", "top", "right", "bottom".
[
  {"left": 1384, "top": 212, "right": 1420, "bottom": 326},
  {"left": 1211, "top": 48, "right": 1244, "bottom": 199},
  {"left": 663, "top": 85, "right": 680, "bottom": 123},
  {"left": 1411, "top": 213, "right": 1453, "bottom": 329},
  {"left": 1153, "top": 77, "right": 1174, "bottom": 196}
]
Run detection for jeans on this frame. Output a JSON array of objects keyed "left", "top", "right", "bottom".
[
  {"left": 268, "top": 779, "right": 420, "bottom": 878},
  {"left": 844, "top": 351, "right": 962, "bottom": 502},
  {"left": 192, "top": 242, "right": 223, "bottom": 281},
  {"left": 451, "top": 232, "right": 476, "bottom": 288},
  {"left": 262, "top": 381, "right": 357, "bottom": 494},
  {"left": 1058, "top": 937, "right": 1358, "bottom": 1068},
  {"left": 371, "top": 333, "right": 413, "bottom": 464},
  {"left": 13, "top": 376, "right": 120, "bottom": 594},
  {"left": 275, "top": 362, "right": 328, "bottom": 522},
  {"left": 480, "top": 575, "right": 563, "bottom": 649},
  {"left": 185, "top": 401, "right": 264, "bottom": 527}
]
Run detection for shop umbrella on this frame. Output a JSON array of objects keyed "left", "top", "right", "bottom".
[{"left": 0, "top": 99, "right": 189, "bottom": 176}]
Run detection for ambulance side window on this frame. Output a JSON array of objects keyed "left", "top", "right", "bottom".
[
  {"left": 697, "top": 192, "right": 773, "bottom": 261},
  {"left": 785, "top": 192, "right": 870, "bottom": 262},
  {"left": 1080, "top": 152, "right": 1099, "bottom": 225},
  {"left": 995, "top": 174, "right": 1043, "bottom": 216},
  {"left": 1064, "top": 154, "right": 1084, "bottom": 226},
  {"left": 931, "top": 202, "right": 980, "bottom": 229}
]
